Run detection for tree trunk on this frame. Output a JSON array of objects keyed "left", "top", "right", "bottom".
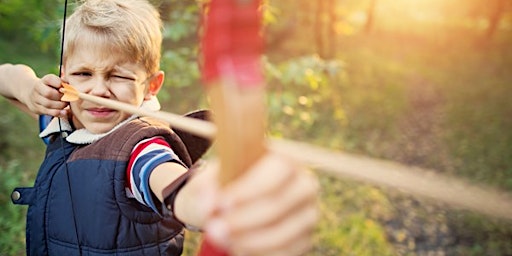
[
  {"left": 485, "top": 0, "right": 505, "bottom": 40},
  {"left": 315, "top": 0, "right": 325, "bottom": 58},
  {"left": 364, "top": 0, "right": 377, "bottom": 33},
  {"left": 315, "top": 0, "right": 337, "bottom": 58},
  {"left": 327, "top": 0, "right": 336, "bottom": 58}
]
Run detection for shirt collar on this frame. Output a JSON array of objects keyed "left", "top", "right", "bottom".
[{"left": 39, "top": 96, "right": 161, "bottom": 145}]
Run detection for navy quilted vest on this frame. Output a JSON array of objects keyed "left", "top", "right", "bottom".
[{"left": 12, "top": 117, "right": 202, "bottom": 256}]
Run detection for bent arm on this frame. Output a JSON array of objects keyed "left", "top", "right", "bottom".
[
  {"left": 0, "top": 63, "right": 68, "bottom": 117},
  {"left": 0, "top": 63, "right": 38, "bottom": 100},
  {"left": 0, "top": 64, "right": 39, "bottom": 118}
]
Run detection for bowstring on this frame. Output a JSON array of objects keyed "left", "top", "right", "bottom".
[{"left": 58, "top": 0, "right": 82, "bottom": 254}]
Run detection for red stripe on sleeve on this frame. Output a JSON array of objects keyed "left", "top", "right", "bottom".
[{"left": 126, "top": 137, "right": 171, "bottom": 190}]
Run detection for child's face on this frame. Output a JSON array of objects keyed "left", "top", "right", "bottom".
[{"left": 63, "top": 41, "right": 158, "bottom": 134}]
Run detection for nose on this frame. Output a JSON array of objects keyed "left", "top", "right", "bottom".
[{"left": 89, "top": 77, "right": 111, "bottom": 97}]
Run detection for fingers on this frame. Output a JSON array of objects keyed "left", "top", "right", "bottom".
[
  {"left": 223, "top": 164, "right": 317, "bottom": 233},
  {"left": 205, "top": 153, "right": 319, "bottom": 256},
  {"left": 229, "top": 204, "right": 318, "bottom": 256},
  {"left": 29, "top": 74, "right": 68, "bottom": 117},
  {"left": 39, "top": 75, "right": 64, "bottom": 101},
  {"left": 219, "top": 153, "right": 297, "bottom": 210}
]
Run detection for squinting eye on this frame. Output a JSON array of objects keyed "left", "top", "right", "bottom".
[
  {"left": 112, "top": 75, "right": 135, "bottom": 81},
  {"left": 72, "top": 72, "right": 91, "bottom": 77}
]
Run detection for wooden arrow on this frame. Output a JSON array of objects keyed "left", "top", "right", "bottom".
[
  {"left": 60, "top": 82, "right": 216, "bottom": 139},
  {"left": 60, "top": 82, "right": 512, "bottom": 221}
]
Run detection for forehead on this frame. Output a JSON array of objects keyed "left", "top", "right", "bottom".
[{"left": 65, "top": 34, "right": 145, "bottom": 73}]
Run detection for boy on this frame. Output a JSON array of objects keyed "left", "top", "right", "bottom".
[{"left": 0, "top": 0, "right": 318, "bottom": 255}]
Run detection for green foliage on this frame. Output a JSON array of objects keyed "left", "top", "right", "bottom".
[
  {"left": 157, "top": 0, "right": 202, "bottom": 108},
  {"left": 162, "top": 2, "right": 199, "bottom": 43},
  {"left": 0, "top": 14, "right": 57, "bottom": 253},
  {"left": 311, "top": 176, "right": 395, "bottom": 255},
  {"left": 316, "top": 213, "right": 394, "bottom": 255},
  {"left": 0, "top": 162, "right": 31, "bottom": 256},
  {"left": 0, "top": 100, "right": 45, "bottom": 165},
  {"left": 161, "top": 48, "right": 200, "bottom": 90},
  {"left": 0, "top": 0, "right": 62, "bottom": 54},
  {"left": 0, "top": 101, "right": 42, "bottom": 255},
  {"left": 265, "top": 55, "right": 346, "bottom": 144}
]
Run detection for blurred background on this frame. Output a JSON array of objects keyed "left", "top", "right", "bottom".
[{"left": 1, "top": 0, "right": 511, "bottom": 255}]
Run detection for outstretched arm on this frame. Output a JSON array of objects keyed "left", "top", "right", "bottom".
[
  {"left": 0, "top": 63, "right": 68, "bottom": 118},
  {"left": 147, "top": 142, "right": 318, "bottom": 256},
  {"left": 171, "top": 153, "right": 318, "bottom": 256}
]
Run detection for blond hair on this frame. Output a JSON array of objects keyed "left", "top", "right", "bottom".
[{"left": 63, "top": 0, "right": 162, "bottom": 75}]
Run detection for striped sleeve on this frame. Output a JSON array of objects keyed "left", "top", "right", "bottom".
[{"left": 126, "top": 136, "right": 185, "bottom": 213}]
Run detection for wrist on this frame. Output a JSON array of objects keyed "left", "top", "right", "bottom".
[{"left": 174, "top": 165, "right": 216, "bottom": 228}]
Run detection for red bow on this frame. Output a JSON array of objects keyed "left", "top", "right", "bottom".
[
  {"left": 198, "top": 0, "right": 265, "bottom": 255},
  {"left": 201, "top": 0, "right": 264, "bottom": 88}
]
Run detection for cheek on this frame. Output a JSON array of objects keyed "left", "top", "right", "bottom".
[{"left": 112, "top": 85, "right": 146, "bottom": 105}]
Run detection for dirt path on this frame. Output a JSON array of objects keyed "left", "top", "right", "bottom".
[
  {"left": 374, "top": 74, "right": 512, "bottom": 256},
  {"left": 378, "top": 75, "right": 457, "bottom": 255}
]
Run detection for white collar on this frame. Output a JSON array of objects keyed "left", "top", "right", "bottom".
[{"left": 39, "top": 96, "right": 161, "bottom": 145}]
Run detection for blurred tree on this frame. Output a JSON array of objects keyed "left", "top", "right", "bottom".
[
  {"left": 315, "top": 0, "right": 325, "bottom": 56},
  {"left": 315, "top": 0, "right": 337, "bottom": 58},
  {"left": 486, "top": 0, "right": 506, "bottom": 39},
  {"left": 364, "top": 0, "right": 377, "bottom": 33},
  {"left": 441, "top": 0, "right": 512, "bottom": 40}
]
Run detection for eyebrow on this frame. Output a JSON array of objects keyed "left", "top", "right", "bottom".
[
  {"left": 113, "top": 65, "right": 137, "bottom": 77},
  {"left": 70, "top": 64, "right": 138, "bottom": 77}
]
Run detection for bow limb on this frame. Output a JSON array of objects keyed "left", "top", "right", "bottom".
[
  {"left": 198, "top": 0, "right": 265, "bottom": 254},
  {"left": 200, "top": 0, "right": 266, "bottom": 183},
  {"left": 207, "top": 83, "right": 267, "bottom": 185}
]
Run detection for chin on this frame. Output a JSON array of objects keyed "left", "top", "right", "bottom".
[{"left": 85, "top": 124, "right": 117, "bottom": 134}]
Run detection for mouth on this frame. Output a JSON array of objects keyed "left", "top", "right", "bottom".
[{"left": 87, "top": 107, "right": 116, "bottom": 117}]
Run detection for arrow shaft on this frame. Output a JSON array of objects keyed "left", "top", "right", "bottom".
[
  {"left": 270, "top": 139, "right": 512, "bottom": 221},
  {"left": 70, "top": 90, "right": 217, "bottom": 139},
  {"left": 64, "top": 87, "right": 512, "bottom": 221}
]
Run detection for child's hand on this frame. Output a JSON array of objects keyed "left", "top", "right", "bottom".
[
  {"left": 185, "top": 153, "right": 319, "bottom": 256},
  {"left": 26, "top": 74, "right": 69, "bottom": 118},
  {"left": 1, "top": 64, "right": 68, "bottom": 118}
]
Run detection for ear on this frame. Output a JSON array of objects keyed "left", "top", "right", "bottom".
[{"left": 144, "top": 71, "right": 164, "bottom": 100}]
